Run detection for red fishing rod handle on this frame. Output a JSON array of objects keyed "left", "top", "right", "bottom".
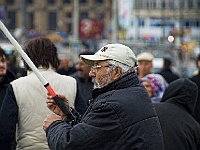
[{"left": 45, "top": 83, "right": 75, "bottom": 119}]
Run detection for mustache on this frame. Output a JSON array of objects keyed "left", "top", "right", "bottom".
[
  {"left": 76, "top": 69, "right": 83, "bottom": 72},
  {"left": 0, "top": 66, "right": 5, "bottom": 69}
]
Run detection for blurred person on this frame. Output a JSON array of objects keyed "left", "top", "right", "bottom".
[
  {"left": 57, "top": 57, "right": 76, "bottom": 75},
  {"left": 141, "top": 74, "right": 168, "bottom": 103},
  {"left": 0, "top": 47, "right": 16, "bottom": 108},
  {"left": 190, "top": 53, "right": 200, "bottom": 124},
  {"left": 0, "top": 37, "right": 87, "bottom": 150},
  {"left": 70, "top": 51, "right": 94, "bottom": 106},
  {"left": 154, "top": 78, "right": 200, "bottom": 150},
  {"left": 7, "top": 54, "right": 26, "bottom": 78},
  {"left": 43, "top": 43, "right": 164, "bottom": 150},
  {"left": 158, "top": 57, "right": 179, "bottom": 83},
  {"left": 137, "top": 52, "right": 154, "bottom": 79}
]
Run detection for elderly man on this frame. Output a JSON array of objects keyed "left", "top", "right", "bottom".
[
  {"left": 137, "top": 52, "right": 154, "bottom": 79},
  {"left": 43, "top": 43, "right": 164, "bottom": 150}
]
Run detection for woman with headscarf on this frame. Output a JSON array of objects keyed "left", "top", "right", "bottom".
[{"left": 141, "top": 73, "right": 168, "bottom": 103}]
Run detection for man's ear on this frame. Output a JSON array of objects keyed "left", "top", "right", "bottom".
[{"left": 112, "top": 66, "right": 122, "bottom": 80}]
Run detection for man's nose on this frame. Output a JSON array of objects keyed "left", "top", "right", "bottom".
[{"left": 89, "top": 70, "right": 95, "bottom": 77}]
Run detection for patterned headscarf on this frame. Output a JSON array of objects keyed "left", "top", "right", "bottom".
[{"left": 141, "top": 74, "right": 168, "bottom": 103}]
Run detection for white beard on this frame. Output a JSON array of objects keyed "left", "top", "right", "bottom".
[{"left": 93, "top": 68, "right": 113, "bottom": 89}]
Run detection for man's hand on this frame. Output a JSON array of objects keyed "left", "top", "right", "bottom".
[
  {"left": 43, "top": 113, "right": 62, "bottom": 131},
  {"left": 46, "top": 93, "right": 70, "bottom": 117}
]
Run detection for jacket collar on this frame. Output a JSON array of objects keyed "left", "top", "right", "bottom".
[
  {"left": 92, "top": 71, "right": 139, "bottom": 99},
  {"left": 27, "top": 66, "right": 56, "bottom": 75},
  {"left": 0, "top": 70, "right": 16, "bottom": 87}
]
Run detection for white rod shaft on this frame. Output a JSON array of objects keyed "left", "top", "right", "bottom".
[{"left": 0, "top": 21, "right": 48, "bottom": 85}]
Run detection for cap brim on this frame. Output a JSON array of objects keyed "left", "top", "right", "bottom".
[{"left": 80, "top": 54, "right": 109, "bottom": 66}]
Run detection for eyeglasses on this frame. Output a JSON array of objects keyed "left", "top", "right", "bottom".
[{"left": 91, "top": 65, "right": 110, "bottom": 72}]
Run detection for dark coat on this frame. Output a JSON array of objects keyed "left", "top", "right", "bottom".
[
  {"left": 158, "top": 68, "right": 179, "bottom": 84},
  {"left": 154, "top": 78, "right": 200, "bottom": 150},
  {"left": 190, "top": 72, "right": 200, "bottom": 123},
  {"left": 0, "top": 70, "right": 15, "bottom": 108},
  {"left": 46, "top": 72, "right": 164, "bottom": 150},
  {"left": 70, "top": 72, "right": 93, "bottom": 106}
]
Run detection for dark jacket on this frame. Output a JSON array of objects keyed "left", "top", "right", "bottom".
[
  {"left": 0, "top": 70, "right": 15, "bottom": 108},
  {"left": 70, "top": 72, "right": 93, "bottom": 106},
  {"left": 46, "top": 72, "right": 164, "bottom": 150},
  {"left": 190, "top": 72, "right": 200, "bottom": 123},
  {"left": 158, "top": 68, "right": 179, "bottom": 84},
  {"left": 154, "top": 78, "right": 200, "bottom": 150}
]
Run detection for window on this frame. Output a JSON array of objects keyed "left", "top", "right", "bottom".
[
  {"left": 80, "top": 0, "right": 87, "bottom": 3},
  {"left": 48, "top": 0, "right": 55, "bottom": 4},
  {"left": 0, "top": 5, "right": 5, "bottom": 22},
  {"left": 188, "top": 0, "right": 193, "bottom": 9},
  {"left": 130, "top": 20, "right": 134, "bottom": 27},
  {"left": 66, "top": 12, "right": 72, "bottom": 23},
  {"left": 162, "top": 1, "right": 165, "bottom": 9},
  {"left": 80, "top": 12, "right": 88, "bottom": 18},
  {"left": 180, "top": 1, "right": 185, "bottom": 8},
  {"left": 96, "top": 0, "right": 103, "bottom": 3},
  {"left": 63, "top": 0, "right": 71, "bottom": 3},
  {"left": 28, "top": 13, "right": 34, "bottom": 29},
  {"left": 169, "top": 0, "right": 174, "bottom": 9},
  {"left": 135, "top": 0, "right": 142, "bottom": 9},
  {"left": 153, "top": 0, "right": 157, "bottom": 8},
  {"left": 8, "top": 11, "right": 16, "bottom": 29},
  {"left": 66, "top": 23, "right": 72, "bottom": 33},
  {"left": 138, "top": 19, "right": 144, "bottom": 27},
  {"left": 48, "top": 12, "right": 57, "bottom": 30},
  {"left": 66, "top": 12, "right": 72, "bottom": 18},
  {"left": 6, "top": 0, "right": 14, "bottom": 4},
  {"left": 27, "top": 0, "right": 33, "bottom": 4},
  {"left": 198, "top": 1, "right": 200, "bottom": 8}
]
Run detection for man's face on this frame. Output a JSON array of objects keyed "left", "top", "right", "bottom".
[
  {"left": 89, "top": 60, "right": 114, "bottom": 89},
  {"left": 0, "top": 55, "right": 7, "bottom": 77},
  {"left": 138, "top": 60, "right": 152, "bottom": 78},
  {"left": 59, "top": 58, "right": 69, "bottom": 69},
  {"left": 76, "top": 58, "right": 91, "bottom": 79}
]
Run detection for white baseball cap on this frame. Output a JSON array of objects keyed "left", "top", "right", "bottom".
[{"left": 80, "top": 43, "right": 137, "bottom": 67}]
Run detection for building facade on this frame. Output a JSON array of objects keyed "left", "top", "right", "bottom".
[
  {"left": 0, "top": 0, "right": 199, "bottom": 43},
  {"left": 0, "top": 0, "right": 112, "bottom": 39}
]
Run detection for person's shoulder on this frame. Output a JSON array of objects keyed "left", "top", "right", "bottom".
[
  {"left": 190, "top": 74, "right": 200, "bottom": 84},
  {"left": 69, "top": 72, "right": 78, "bottom": 78},
  {"left": 57, "top": 73, "right": 76, "bottom": 81},
  {"left": 6, "top": 70, "right": 16, "bottom": 81}
]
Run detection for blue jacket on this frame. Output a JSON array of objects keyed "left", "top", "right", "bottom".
[{"left": 46, "top": 72, "right": 164, "bottom": 150}]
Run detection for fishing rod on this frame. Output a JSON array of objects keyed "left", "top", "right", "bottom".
[{"left": 0, "top": 20, "right": 75, "bottom": 120}]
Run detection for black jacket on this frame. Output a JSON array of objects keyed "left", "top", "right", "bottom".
[
  {"left": 158, "top": 68, "right": 179, "bottom": 84},
  {"left": 190, "top": 72, "right": 200, "bottom": 123},
  {"left": 46, "top": 72, "right": 164, "bottom": 150},
  {"left": 0, "top": 70, "right": 15, "bottom": 108},
  {"left": 154, "top": 78, "right": 200, "bottom": 150},
  {"left": 70, "top": 72, "right": 93, "bottom": 106}
]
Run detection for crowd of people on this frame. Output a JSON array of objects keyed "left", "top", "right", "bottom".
[{"left": 0, "top": 36, "right": 199, "bottom": 149}]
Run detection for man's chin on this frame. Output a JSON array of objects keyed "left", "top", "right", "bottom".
[{"left": 0, "top": 72, "right": 6, "bottom": 76}]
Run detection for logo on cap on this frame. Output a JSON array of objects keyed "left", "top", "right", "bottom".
[{"left": 101, "top": 46, "right": 108, "bottom": 52}]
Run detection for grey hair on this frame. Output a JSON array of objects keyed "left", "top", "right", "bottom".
[{"left": 107, "top": 60, "right": 134, "bottom": 76}]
